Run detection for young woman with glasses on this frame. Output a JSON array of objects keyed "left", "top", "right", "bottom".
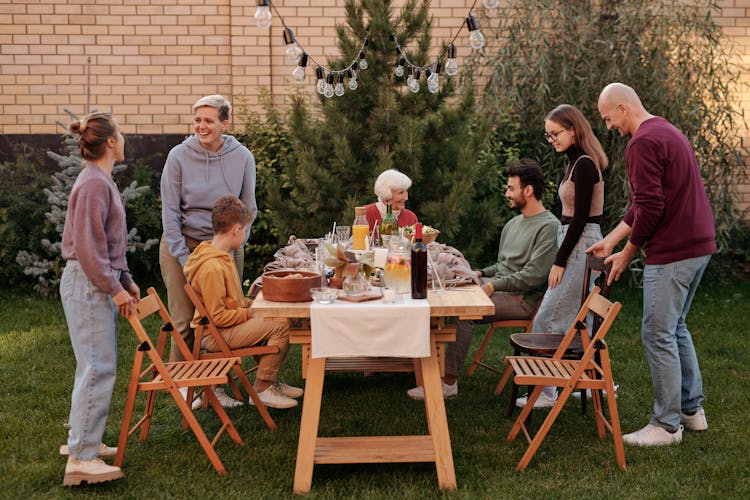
[{"left": 516, "top": 104, "right": 608, "bottom": 409}]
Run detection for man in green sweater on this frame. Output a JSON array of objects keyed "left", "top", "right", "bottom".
[{"left": 408, "top": 159, "right": 559, "bottom": 400}]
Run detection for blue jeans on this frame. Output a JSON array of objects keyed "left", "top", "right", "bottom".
[
  {"left": 642, "top": 254, "right": 710, "bottom": 431},
  {"left": 60, "top": 260, "right": 119, "bottom": 460},
  {"left": 533, "top": 223, "right": 603, "bottom": 335}
]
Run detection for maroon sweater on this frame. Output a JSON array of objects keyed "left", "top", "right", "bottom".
[
  {"left": 623, "top": 117, "right": 716, "bottom": 264},
  {"left": 61, "top": 164, "right": 134, "bottom": 296}
]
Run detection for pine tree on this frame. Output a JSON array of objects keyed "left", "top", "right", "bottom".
[{"left": 265, "top": 0, "right": 499, "bottom": 262}]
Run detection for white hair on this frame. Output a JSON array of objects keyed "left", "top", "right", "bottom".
[
  {"left": 192, "top": 94, "right": 232, "bottom": 121},
  {"left": 374, "top": 169, "right": 412, "bottom": 202}
]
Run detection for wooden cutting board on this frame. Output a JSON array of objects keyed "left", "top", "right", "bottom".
[{"left": 337, "top": 291, "right": 382, "bottom": 302}]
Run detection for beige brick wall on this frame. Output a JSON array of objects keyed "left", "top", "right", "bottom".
[{"left": 1, "top": 0, "right": 748, "bottom": 214}]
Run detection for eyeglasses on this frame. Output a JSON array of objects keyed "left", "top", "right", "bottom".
[{"left": 544, "top": 128, "right": 570, "bottom": 142}]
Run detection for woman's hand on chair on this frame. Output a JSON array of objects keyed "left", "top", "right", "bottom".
[{"left": 114, "top": 289, "right": 137, "bottom": 318}]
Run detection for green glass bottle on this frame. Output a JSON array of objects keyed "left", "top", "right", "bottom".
[{"left": 379, "top": 202, "right": 398, "bottom": 246}]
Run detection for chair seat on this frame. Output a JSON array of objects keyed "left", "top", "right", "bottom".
[
  {"left": 509, "top": 333, "right": 584, "bottom": 357},
  {"left": 506, "top": 356, "right": 605, "bottom": 389},
  {"left": 140, "top": 357, "right": 240, "bottom": 391}
]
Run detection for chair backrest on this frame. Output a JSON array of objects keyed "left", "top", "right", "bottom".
[
  {"left": 183, "top": 282, "right": 236, "bottom": 359},
  {"left": 554, "top": 286, "right": 621, "bottom": 361},
  {"left": 581, "top": 254, "right": 613, "bottom": 334},
  {"left": 129, "top": 287, "right": 195, "bottom": 363}
]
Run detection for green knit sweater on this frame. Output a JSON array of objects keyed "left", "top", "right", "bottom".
[{"left": 480, "top": 210, "right": 559, "bottom": 304}]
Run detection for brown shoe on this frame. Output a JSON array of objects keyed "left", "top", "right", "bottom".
[
  {"left": 63, "top": 457, "right": 124, "bottom": 486},
  {"left": 59, "top": 442, "right": 118, "bottom": 458}
]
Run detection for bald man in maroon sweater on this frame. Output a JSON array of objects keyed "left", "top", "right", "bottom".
[{"left": 589, "top": 83, "right": 716, "bottom": 447}]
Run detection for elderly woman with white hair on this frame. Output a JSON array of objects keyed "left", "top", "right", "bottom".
[
  {"left": 364, "top": 169, "right": 419, "bottom": 230},
  {"left": 159, "top": 95, "right": 256, "bottom": 410}
]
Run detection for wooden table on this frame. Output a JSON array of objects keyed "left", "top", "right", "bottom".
[{"left": 252, "top": 286, "right": 494, "bottom": 494}]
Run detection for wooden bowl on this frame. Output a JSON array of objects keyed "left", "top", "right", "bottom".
[
  {"left": 262, "top": 270, "right": 321, "bottom": 302},
  {"left": 422, "top": 230, "right": 439, "bottom": 244}
]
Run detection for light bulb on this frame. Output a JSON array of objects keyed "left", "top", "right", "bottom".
[
  {"left": 254, "top": 0, "right": 271, "bottom": 29},
  {"left": 291, "top": 52, "right": 308, "bottom": 83},
  {"left": 445, "top": 43, "right": 458, "bottom": 76},
  {"left": 483, "top": 0, "right": 499, "bottom": 9},
  {"left": 409, "top": 69, "right": 420, "bottom": 93},
  {"left": 334, "top": 74, "right": 345, "bottom": 96},
  {"left": 347, "top": 69, "right": 358, "bottom": 90},
  {"left": 466, "top": 15, "right": 485, "bottom": 50},
  {"left": 283, "top": 28, "right": 302, "bottom": 64},
  {"left": 292, "top": 66, "right": 305, "bottom": 83},
  {"left": 316, "top": 67, "right": 326, "bottom": 94},
  {"left": 470, "top": 30, "right": 485, "bottom": 50},
  {"left": 395, "top": 57, "right": 405, "bottom": 77},
  {"left": 406, "top": 73, "right": 414, "bottom": 87},
  {"left": 286, "top": 44, "right": 302, "bottom": 64},
  {"left": 445, "top": 58, "right": 458, "bottom": 75},
  {"left": 358, "top": 51, "right": 368, "bottom": 70},
  {"left": 427, "top": 73, "right": 439, "bottom": 94},
  {"left": 323, "top": 74, "right": 334, "bottom": 98}
]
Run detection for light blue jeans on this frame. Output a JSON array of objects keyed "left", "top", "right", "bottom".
[
  {"left": 533, "top": 223, "right": 603, "bottom": 335},
  {"left": 60, "top": 260, "right": 119, "bottom": 460},
  {"left": 642, "top": 254, "right": 711, "bottom": 431},
  {"left": 532, "top": 223, "right": 602, "bottom": 399}
]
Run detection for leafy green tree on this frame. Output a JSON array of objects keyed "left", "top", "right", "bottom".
[
  {"left": 261, "top": 0, "right": 496, "bottom": 264},
  {"left": 473, "top": 0, "right": 747, "bottom": 275}
]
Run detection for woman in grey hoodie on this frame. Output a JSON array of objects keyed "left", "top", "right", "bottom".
[{"left": 159, "top": 95, "right": 257, "bottom": 377}]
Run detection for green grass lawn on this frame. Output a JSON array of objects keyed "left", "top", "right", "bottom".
[{"left": 1, "top": 280, "right": 749, "bottom": 498}]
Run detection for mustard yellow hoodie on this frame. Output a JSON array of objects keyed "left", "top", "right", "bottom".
[{"left": 183, "top": 241, "right": 250, "bottom": 329}]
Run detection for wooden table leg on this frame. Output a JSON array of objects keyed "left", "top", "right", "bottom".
[
  {"left": 294, "top": 356, "right": 326, "bottom": 495},
  {"left": 420, "top": 350, "right": 457, "bottom": 490}
]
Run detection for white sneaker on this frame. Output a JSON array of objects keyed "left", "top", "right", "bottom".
[
  {"left": 572, "top": 385, "right": 619, "bottom": 399},
  {"left": 249, "top": 384, "right": 298, "bottom": 409},
  {"left": 406, "top": 380, "right": 458, "bottom": 401},
  {"left": 623, "top": 423, "right": 683, "bottom": 446},
  {"left": 276, "top": 381, "right": 304, "bottom": 399},
  {"left": 59, "top": 442, "right": 117, "bottom": 458},
  {"left": 515, "top": 392, "right": 558, "bottom": 408},
  {"left": 212, "top": 387, "right": 243, "bottom": 408},
  {"left": 681, "top": 408, "right": 708, "bottom": 432},
  {"left": 179, "top": 387, "right": 203, "bottom": 410},
  {"left": 63, "top": 456, "right": 124, "bottom": 486}
]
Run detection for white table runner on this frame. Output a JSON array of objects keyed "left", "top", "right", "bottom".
[{"left": 310, "top": 297, "right": 430, "bottom": 358}]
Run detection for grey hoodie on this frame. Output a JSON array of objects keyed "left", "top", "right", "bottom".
[{"left": 161, "top": 134, "right": 257, "bottom": 266}]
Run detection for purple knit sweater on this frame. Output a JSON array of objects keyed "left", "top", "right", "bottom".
[
  {"left": 623, "top": 117, "right": 716, "bottom": 265},
  {"left": 61, "top": 164, "right": 134, "bottom": 296}
]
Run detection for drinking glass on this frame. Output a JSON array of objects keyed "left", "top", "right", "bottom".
[
  {"left": 383, "top": 248, "right": 411, "bottom": 294},
  {"left": 428, "top": 246, "right": 445, "bottom": 294},
  {"left": 335, "top": 225, "right": 351, "bottom": 244}
]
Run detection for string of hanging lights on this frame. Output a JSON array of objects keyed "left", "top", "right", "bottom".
[{"left": 253, "top": 0, "right": 498, "bottom": 97}]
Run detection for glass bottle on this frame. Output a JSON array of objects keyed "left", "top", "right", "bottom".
[
  {"left": 411, "top": 223, "right": 428, "bottom": 299},
  {"left": 352, "top": 206, "right": 369, "bottom": 250},
  {"left": 379, "top": 202, "right": 398, "bottom": 246}
]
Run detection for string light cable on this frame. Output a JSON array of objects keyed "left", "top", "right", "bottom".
[{"left": 253, "top": 0, "right": 496, "bottom": 96}]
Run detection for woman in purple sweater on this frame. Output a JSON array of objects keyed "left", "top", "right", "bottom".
[
  {"left": 516, "top": 104, "right": 608, "bottom": 409},
  {"left": 59, "top": 113, "right": 140, "bottom": 486}
]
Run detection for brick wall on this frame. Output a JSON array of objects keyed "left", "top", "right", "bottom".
[{"left": 1, "top": 0, "right": 748, "bottom": 213}]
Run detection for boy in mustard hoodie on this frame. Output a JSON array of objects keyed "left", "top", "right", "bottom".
[{"left": 184, "top": 196, "right": 302, "bottom": 409}]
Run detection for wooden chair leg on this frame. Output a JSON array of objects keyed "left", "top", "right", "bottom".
[
  {"left": 172, "top": 387, "right": 228, "bottom": 475},
  {"left": 231, "top": 363, "right": 277, "bottom": 432},
  {"left": 516, "top": 386, "right": 575, "bottom": 471},
  {"left": 467, "top": 324, "right": 497, "bottom": 377}
]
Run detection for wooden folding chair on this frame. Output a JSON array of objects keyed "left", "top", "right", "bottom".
[
  {"left": 114, "top": 287, "right": 244, "bottom": 475},
  {"left": 495, "top": 286, "right": 626, "bottom": 471},
  {"left": 183, "top": 282, "right": 277, "bottom": 431},
  {"left": 495, "top": 254, "right": 614, "bottom": 418},
  {"left": 466, "top": 305, "right": 539, "bottom": 377}
]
